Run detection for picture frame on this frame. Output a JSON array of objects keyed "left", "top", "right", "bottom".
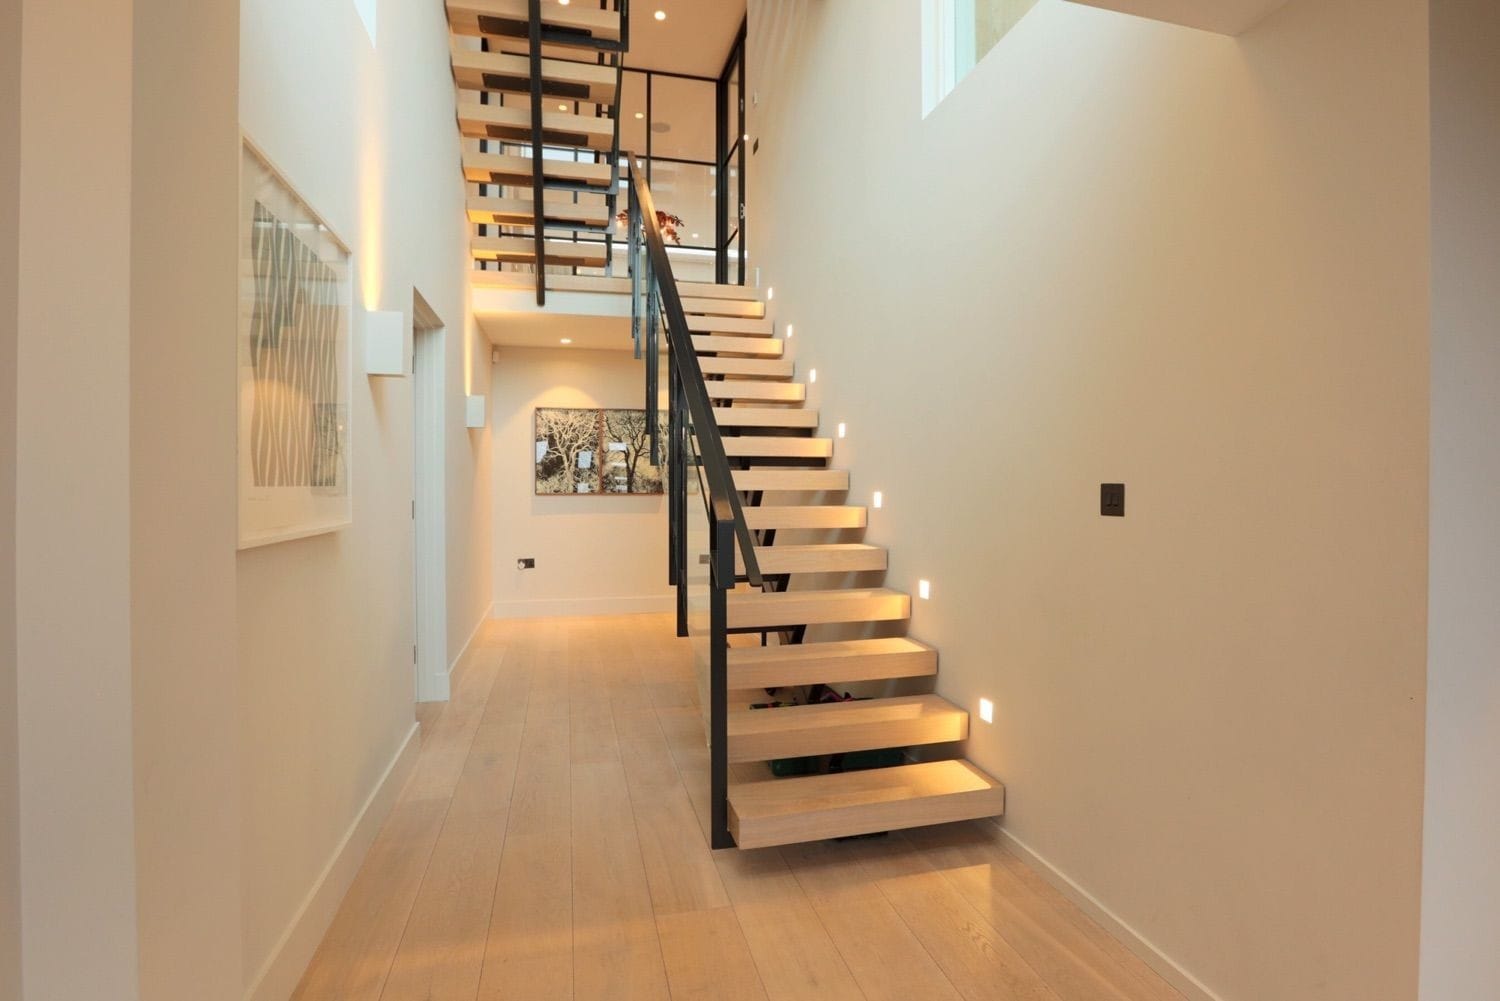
[
  {"left": 534, "top": 407, "right": 668, "bottom": 496},
  {"left": 237, "top": 140, "right": 354, "bottom": 549}
]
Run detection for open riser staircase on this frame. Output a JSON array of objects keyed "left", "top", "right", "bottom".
[
  {"left": 669, "top": 288, "right": 1006, "bottom": 851},
  {"left": 445, "top": 0, "right": 628, "bottom": 303},
  {"left": 470, "top": 4, "right": 1005, "bottom": 852}
]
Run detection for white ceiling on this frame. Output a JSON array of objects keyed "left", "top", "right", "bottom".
[
  {"left": 619, "top": 0, "right": 745, "bottom": 78},
  {"left": 478, "top": 310, "right": 636, "bottom": 351}
]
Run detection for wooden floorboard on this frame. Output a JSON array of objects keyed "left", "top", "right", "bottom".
[{"left": 289, "top": 613, "right": 1184, "bottom": 1001}]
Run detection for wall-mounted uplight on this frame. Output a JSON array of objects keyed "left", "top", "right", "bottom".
[
  {"left": 918, "top": 579, "right": 931, "bottom": 600},
  {"left": 978, "top": 698, "right": 994, "bottom": 724},
  {"left": 837, "top": 422, "right": 846, "bottom": 439},
  {"left": 364, "top": 309, "right": 407, "bottom": 377},
  {"left": 809, "top": 368, "right": 817, "bottom": 384},
  {"left": 634, "top": 112, "right": 644, "bottom": 119},
  {"left": 465, "top": 394, "right": 488, "bottom": 429},
  {"left": 558, "top": 103, "right": 569, "bottom": 111},
  {"left": 873, "top": 491, "right": 883, "bottom": 509},
  {"left": 766, "top": 286, "right": 774, "bottom": 301},
  {"left": 785, "top": 324, "right": 794, "bottom": 339},
  {"left": 654, "top": 9, "right": 666, "bottom": 20}
]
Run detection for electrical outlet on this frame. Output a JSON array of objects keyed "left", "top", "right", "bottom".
[
  {"left": 1100, "top": 484, "right": 1125, "bottom": 517},
  {"left": 516, "top": 558, "right": 536, "bottom": 570}
]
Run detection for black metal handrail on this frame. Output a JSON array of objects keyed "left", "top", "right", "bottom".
[
  {"left": 624, "top": 155, "right": 763, "bottom": 589},
  {"left": 626, "top": 153, "right": 760, "bottom": 848}
]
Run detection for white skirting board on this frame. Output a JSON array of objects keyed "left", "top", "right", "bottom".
[
  {"left": 444, "top": 610, "right": 490, "bottom": 696},
  {"left": 988, "top": 818, "right": 1225, "bottom": 1001},
  {"left": 490, "top": 593, "right": 674, "bottom": 619},
  {"left": 241, "top": 722, "right": 421, "bottom": 1001}
]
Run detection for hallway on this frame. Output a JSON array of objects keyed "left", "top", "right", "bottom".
[{"left": 292, "top": 614, "right": 1183, "bottom": 1001}]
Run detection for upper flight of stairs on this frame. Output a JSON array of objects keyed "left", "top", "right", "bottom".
[
  {"left": 445, "top": 0, "right": 625, "bottom": 278},
  {"left": 682, "top": 287, "right": 1006, "bottom": 850}
]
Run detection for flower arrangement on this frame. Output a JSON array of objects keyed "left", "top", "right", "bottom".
[{"left": 619, "top": 209, "right": 685, "bottom": 246}]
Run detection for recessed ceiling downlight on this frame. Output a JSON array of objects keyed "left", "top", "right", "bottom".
[{"left": 654, "top": 9, "right": 666, "bottom": 20}]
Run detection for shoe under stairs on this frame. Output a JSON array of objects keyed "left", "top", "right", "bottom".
[
  {"left": 446, "top": 0, "right": 625, "bottom": 281},
  {"left": 684, "top": 291, "right": 1006, "bottom": 850}
]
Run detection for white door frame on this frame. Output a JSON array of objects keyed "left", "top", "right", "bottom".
[{"left": 412, "top": 290, "right": 449, "bottom": 703}]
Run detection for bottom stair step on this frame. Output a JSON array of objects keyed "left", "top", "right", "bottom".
[{"left": 729, "top": 759, "right": 1005, "bottom": 849}]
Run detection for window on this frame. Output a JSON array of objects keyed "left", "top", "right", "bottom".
[
  {"left": 352, "top": 0, "right": 377, "bottom": 46},
  {"left": 922, "top": 0, "right": 1040, "bottom": 116}
]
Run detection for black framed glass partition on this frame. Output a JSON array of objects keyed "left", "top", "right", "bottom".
[{"left": 715, "top": 19, "right": 747, "bottom": 285}]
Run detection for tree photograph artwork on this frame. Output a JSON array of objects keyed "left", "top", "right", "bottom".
[
  {"left": 534, "top": 408, "right": 602, "bottom": 495},
  {"left": 535, "top": 407, "right": 668, "bottom": 496},
  {"left": 602, "top": 408, "right": 667, "bottom": 494}
]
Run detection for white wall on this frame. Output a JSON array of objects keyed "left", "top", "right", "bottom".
[
  {"left": 0, "top": 3, "right": 21, "bottom": 995},
  {"left": 16, "top": 0, "right": 142, "bottom": 995},
  {"left": 130, "top": 0, "right": 243, "bottom": 995},
  {"left": 746, "top": 2, "right": 1429, "bottom": 1000},
  {"left": 491, "top": 346, "right": 671, "bottom": 617},
  {"left": 1421, "top": 1, "right": 1500, "bottom": 996},
  {"left": 238, "top": 0, "right": 489, "bottom": 993}
]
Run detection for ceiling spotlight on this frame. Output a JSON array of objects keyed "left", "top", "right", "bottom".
[
  {"left": 634, "top": 111, "right": 644, "bottom": 119},
  {"left": 559, "top": 0, "right": 570, "bottom": 5},
  {"left": 558, "top": 103, "right": 569, "bottom": 111},
  {"left": 654, "top": 9, "right": 666, "bottom": 20},
  {"left": 560, "top": 338, "right": 573, "bottom": 345},
  {"left": 691, "top": 233, "right": 699, "bottom": 239}
]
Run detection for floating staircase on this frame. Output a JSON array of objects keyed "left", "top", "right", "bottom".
[
  {"left": 676, "top": 285, "right": 1007, "bottom": 850},
  {"left": 444, "top": 0, "right": 627, "bottom": 303}
]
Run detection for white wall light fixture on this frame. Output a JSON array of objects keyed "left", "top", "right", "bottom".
[
  {"left": 465, "top": 394, "right": 488, "bottom": 429},
  {"left": 364, "top": 309, "right": 407, "bottom": 377},
  {"left": 918, "top": 579, "right": 931, "bottom": 600},
  {"left": 979, "top": 697, "right": 994, "bottom": 724},
  {"left": 873, "top": 490, "right": 883, "bottom": 509}
]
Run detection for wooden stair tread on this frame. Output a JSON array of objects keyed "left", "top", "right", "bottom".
[
  {"left": 712, "top": 407, "right": 817, "bottom": 429},
  {"left": 705, "top": 381, "right": 806, "bottom": 403},
  {"left": 687, "top": 315, "right": 774, "bottom": 336},
  {"left": 466, "top": 194, "right": 610, "bottom": 228},
  {"left": 447, "top": 0, "right": 623, "bottom": 46},
  {"left": 727, "top": 694, "right": 967, "bottom": 763},
  {"left": 722, "top": 437, "right": 831, "bottom": 459},
  {"left": 732, "top": 468, "right": 848, "bottom": 492},
  {"left": 457, "top": 101, "right": 615, "bottom": 152},
  {"left": 691, "top": 335, "right": 783, "bottom": 357},
  {"left": 471, "top": 236, "right": 606, "bottom": 267},
  {"left": 697, "top": 357, "right": 794, "bottom": 379},
  {"left": 741, "top": 543, "right": 887, "bottom": 575},
  {"left": 675, "top": 281, "right": 766, "bottom": 303},
  {"left": 681, "top": 297, "right": 765, "bottom": 319},
  {"left": 463, "top": 151, "right": 613, "bottom": 188},
  {"left": 728, "top": 760, "right": 1004, "bottom": 849},
  {"left": 742, "top": 505, "right": 867, "bottom": 530},
  {"left": 728, "top": 637, "right": 937, "bottom": 689},
  {"left": 450, "top": 47, "right": 618, "bottom": 104},
  {"left": 725, "top": 587, "right": 908, "bottom": 629}
]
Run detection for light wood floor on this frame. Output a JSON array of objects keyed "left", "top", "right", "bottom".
[{"left": 291, "top": 614, "right": 1184, "bottom": 1001}]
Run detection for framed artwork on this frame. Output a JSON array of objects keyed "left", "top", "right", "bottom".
[
  {"left": 535, "top": 407, "right": 668, "bottom": 495},
  {"left": 237, "top": 141, "right": 353, "bottom": 548},
  {"left": 535, "top": 407, "right": 603, "bottom": 494}
]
